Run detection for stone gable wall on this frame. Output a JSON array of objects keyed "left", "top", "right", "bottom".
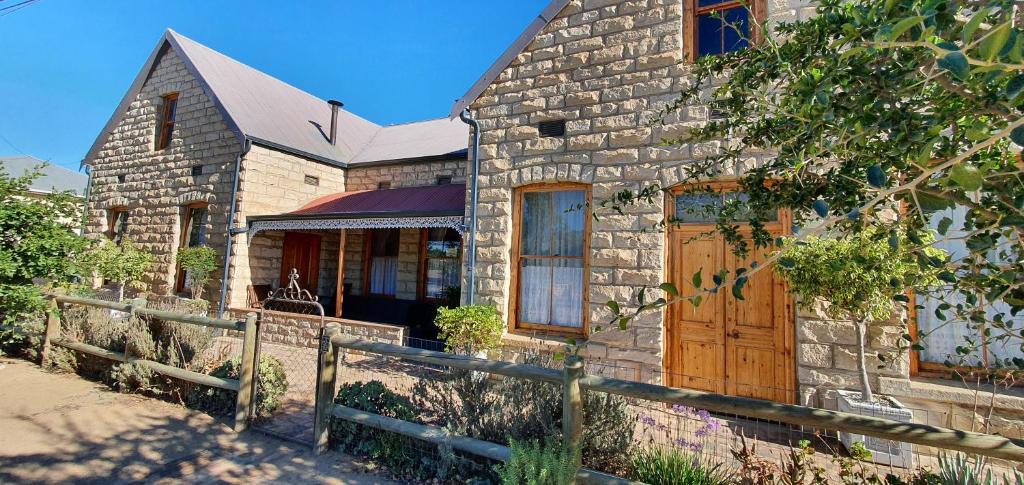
[
  {"left": 345, "top": 159, "right": 467, "bottom": 191},
  {"left": 84, "top": 48, "right": 240, "bottom": 305},
  {"left": 464, "top": 0, "right": 898, "bottom": 404}
]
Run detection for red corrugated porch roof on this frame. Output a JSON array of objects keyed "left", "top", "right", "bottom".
[{"left": 287, "top": 183, "right": 466, "bottom": 218}]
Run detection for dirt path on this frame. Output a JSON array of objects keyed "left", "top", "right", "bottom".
[{"left": 0, "top": 358, "right": 401, "bottom": 484}]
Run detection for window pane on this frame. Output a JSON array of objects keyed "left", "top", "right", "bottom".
[
  {"left": 674, "top": 193, "right": 722, "bottom": 223},
  {"left": 724, "top": 192, "right": 777, "bottom": 222},
  {"left": 550, "top": 259, "right": 584, "bottom": 328},
  {"left": 371, "top": 229, "right": 399, "bottom": 257},
  {"left": 697, "top": 13, "right": 723, "bottom": 57},
  {"left": 722, "top": 7, "right": 750, "bottom": 53},
  {"left": 165, "top": 97, "right": 178, "bottom": 123},
  {"left": 425, "top": 258, "right": 460, "bottom": 299},
  {"left": 112, "top": 211, "right": 128, "bottom": 244},
  {"left": 519, "top": 259, "right": 552, "bottom": 324},
  {"left": 187, "top": 208, "right": 208, "bottom": 247},
  {"left": 698, "top": 0, "right": 729, "bottom": 6},
  {"left": 426, "top": 228, "right": 460, "bottom": 258},
  {"left": 553, "top": 191, "right": 586, "bottom": 257},
  {"left": 522, "top": 192, "right": 553, "bottom": 256}
]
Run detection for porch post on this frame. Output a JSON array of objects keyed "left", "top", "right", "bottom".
[{"left": 335, "top": 229, "right": 346, "bottom": 318}]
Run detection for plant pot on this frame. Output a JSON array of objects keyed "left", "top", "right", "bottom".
[{"left": 836, "top": 389, "right": 914, "bottom": 468}]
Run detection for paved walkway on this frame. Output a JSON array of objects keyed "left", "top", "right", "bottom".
[{"left": 0, "top": 358, "right": 400, "bottom": 484}]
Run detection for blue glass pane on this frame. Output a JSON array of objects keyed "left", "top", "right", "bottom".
[
  {"left": 697, "top": 0, "right": 730, "bottom": 7},
  {"left": 723, "top": 7, "right": 750, "bottom": 53},
  {"left": 697, "top": 13, "right": 722, "bottom": 57}
]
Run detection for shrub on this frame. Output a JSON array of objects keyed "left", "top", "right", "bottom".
[
  {"left": 176, "top": 246, "right": 218, "bottom": 300},
  {"left": 495, "top": 437, "right": 578, "bottom": 485},
  {"left": 0, "top": 284, "right": 46, "bottom": 355},
  {"left": 935, "top": 453, "right": 1024, "bottom": 485},
  {"left": 76, "top": 238, "right": 152, "bottom": 301},
  {"left": 329, "top": 381, "right": 427, "bottom": 478},
  {"left": 434, "top": 304, "right": 504, "bottom": 354},
  {"left": 630, "top": 447, "right": 732, "bottom": 485},
  {"left": 188, "top": 355, "right": 288, "bottom": 417},
  {"left": 109, "top": 362, "right": 156, "bottom": 394}
]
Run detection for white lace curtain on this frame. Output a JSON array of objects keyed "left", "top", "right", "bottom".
[
  {"left": 518, "top": 190, "right": 586, "bottom": 329},
  {"left": 369, "top": 229, "right": 400, "bottom": 296}
]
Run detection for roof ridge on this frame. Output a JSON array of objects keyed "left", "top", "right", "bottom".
[{"left": 380, "top": 116, "right": 452, "bottom": 128}]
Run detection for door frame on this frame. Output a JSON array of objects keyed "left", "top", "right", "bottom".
[{"left": 663, "top": 179, "right": 796, "bottom": 403}]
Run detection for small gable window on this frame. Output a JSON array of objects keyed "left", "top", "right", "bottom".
[
  {"left": 688, "top": 0, "right": 760, "bottom": 60},
  {"left": 156, "top": 93, "right": 179, "bottom": 150}
]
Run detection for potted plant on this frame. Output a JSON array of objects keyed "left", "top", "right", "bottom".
[
  {"left": 78, "top": 238, "right": 153, "bottom": 303},
  {"left": 774, "top": 226, "right": 943, "bottom": 466},
  {"left": 176, "top": 245, "right": 218, "bottom": 312},
  {"left": 434, "top": 304, "right": 504, "bottom": 359}
]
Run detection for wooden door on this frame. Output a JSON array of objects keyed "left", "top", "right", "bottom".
[
  {"left": 665, "top": 187, "right": 794, "bottom": 403},
  {"left": 280, "top": 232, "right": 322, "bottom": 292}
]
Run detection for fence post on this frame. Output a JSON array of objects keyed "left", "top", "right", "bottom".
[
  {"left": 39, "top": 297, "right": 60, "bottom": 367},
  {"left": 562, "top": 356, "right": 584, "bottom": 477},
  {"left": 234, "top": 312, "right": 258, "bottom": 432},
  {"left": 313, "top": 325, "right": 340, "bottom": 455}
]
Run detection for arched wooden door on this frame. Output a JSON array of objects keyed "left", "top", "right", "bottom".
[{"left": 665, "top": 185, "right": 795, "bottom": 403}]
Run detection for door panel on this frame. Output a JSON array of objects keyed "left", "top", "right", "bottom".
[
  {"left": 280, "top": 232, "right": 322, "bottom": 292},
  {"left": 667, "top": 230, "right": 725, "bottom": 394}
]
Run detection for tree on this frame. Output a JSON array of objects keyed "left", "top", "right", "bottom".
[
  {"left": 774, "top": 228, "right": 943, "bottom": 401},
  {"left": 78, "top": 239, "right": 153, "bottom": 301},
  {"left": 176, "top": 245, "right": 218, "bottom": 300},
  {"left": 602, "top": 0, "right": 1024, "bottom": 373},
  {"left": 0, "top": 165, "right": 87, "bottom": 351}
]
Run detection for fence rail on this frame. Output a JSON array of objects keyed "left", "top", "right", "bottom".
[
  {"left": 40, "top": 294, "right": 259, "bottom": 432},
  {"left": 322, "top": 329, "right": 1024, "bottom": 464}
]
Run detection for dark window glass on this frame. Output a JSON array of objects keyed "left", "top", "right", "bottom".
[
  {"left": 436, "top": 176, "right": 453, "bottom": 185},
  {"left": 109, "top": 209, "right": 129, "bottom": 244},
  {"left": 191, "top": 165, "right": 203, "bottom": 176},
  {"left": 423, "top": 228, "right": 461, "bottom": 299},
  {"left": 185, "top": 207, "right": 208, "bottom": 247},
  {"left": 157, "top": 93, "right": 178, "bottom": 150},
  {"left": 696, "top": 4, "right": 750, "bottom": 57}
]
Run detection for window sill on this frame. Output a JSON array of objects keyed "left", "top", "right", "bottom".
[
  {"left": 502, "top": 331, "right": 583, "bottom": 352},
  {"left": 878, "top": 376, "right": 1024, "bottom": 413}
]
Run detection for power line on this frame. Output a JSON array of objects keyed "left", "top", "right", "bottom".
[
  {"left": 0, "top": 0, "right": 39, "bottom": 17},
  {"left": 0, "top": 131, "right": 28, "bottom": 156}
]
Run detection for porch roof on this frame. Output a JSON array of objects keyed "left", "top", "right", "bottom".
[{"left": 246, "top": 184, "right": 467, "bottom": 239}]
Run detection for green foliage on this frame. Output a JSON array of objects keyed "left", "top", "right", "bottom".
[
  {"left": 188, "top": 355, "right": 288, "bottom": 417},
  {"left": 328, "top": 381, "right": 429, "bottom": 479},
  {"left": 411, "top": 354, "right": 636, "bottom": 476},
  {"left": 0, "top": 284, "right": 46, "bottom": 354},
  {"left": 731, "top": 437, "right": 928, "bottom": 485},
  {"left": 630, "top": 447, "right": 732, "bottom": 485},
  {"left": 775, "top": 227, "right": 944, "bottom": 323},
  {"left": 434, "top": 304, "right": 505, "bottom": 354},
  {"left": 935, "top": 453, "right": 1024, "bottom": 485},
  {"left": 495, "top": 437, "right": 578, "bottom": 485},
  {"left": 176, "top": 246, "right": 218, "bottom": 300},
  {"left": 108, "top": 362, "right": 156, "bottom": 393},
  {"left": 76, "top": 239, "right": 153, "bottom": 300}
]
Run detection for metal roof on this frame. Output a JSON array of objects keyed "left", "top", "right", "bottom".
[
  {"left": 86, "top": 30, "right": 468, "bottom": 167},
  {"left": 449, "top": 0, "right": 571, "bottom": 118},
  {"left": 0, "top": 156, "right": 88, "bottom": 196},
  {"left": 261, "top": 183, "right": 467, "bottom": 220}
]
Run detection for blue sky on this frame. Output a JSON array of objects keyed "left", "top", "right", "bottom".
[{"left": 0, "top": 0, "right": 548, "bottom": 170}]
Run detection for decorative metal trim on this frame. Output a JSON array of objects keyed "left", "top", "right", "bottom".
[
  {"left": 265, "top": 268, "right": 319, "bottom": 303},
  {"left": 247, "top": 215, "right": 464, "bottom": 241}
]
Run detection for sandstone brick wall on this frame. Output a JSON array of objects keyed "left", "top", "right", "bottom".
[
  {"left": 85, "top": 48, "right": 240, "bottom": 304},
  {"left": 464, "top": 0, "right": 902, "bottom": 401},
  {"left": 227, "top": 144, "right": 347, "bottom": 308},
  {"left": 345, "top": 159, "right": 466, "bottom": 191},
  {"left": 227, "top": 308, "right": 407, "bottom": 348}
]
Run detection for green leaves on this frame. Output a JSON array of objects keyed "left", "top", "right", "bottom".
[
  {"left": 691, "top": 269, "right": 702, "bottom": 289},
  {"left": 949, "top": 164, "right": 983, "bottom": 191},
  {"left": 937, "top": 50, "right": 969, "bottom": 80},
  {"left": 867, "top": 165, "right": 887, "bottom": 188},
  {"left": 978, "top": 23, "right": 1011, "bottom": 62},
  {"left": 1011, "top": 125, "right": 1024, "bottom": 146}
]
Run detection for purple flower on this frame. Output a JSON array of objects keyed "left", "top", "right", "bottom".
[{"left": 639, "top": 414, "right": 657, "bottom": 427}]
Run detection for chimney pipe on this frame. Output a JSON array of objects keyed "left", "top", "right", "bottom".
[{"left": 327, "top": 100, "right": 343, "bottom": 145}]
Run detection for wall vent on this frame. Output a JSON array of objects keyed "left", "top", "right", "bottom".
[
  {"left": 436, "top": 175, "right": 453, "bottom": 185},
  {"left": 304, "top": 175, "right": 319, "bottom": 186},
  {"left": 538, "top": 119, "right": 566, "bottom": 137},
  {"left": 191, "top": 165, "right": 203, "bottom": 176}
]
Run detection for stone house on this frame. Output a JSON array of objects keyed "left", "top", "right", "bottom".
[
  {"left": 83, "top": 6, "right": 1023, "bottom": 433},
  {"left": 83, "top": 30, "right": 469, "bottom": 342},
  {"left": 450, "top": 0, "right": 1024, "bottom": 433}
]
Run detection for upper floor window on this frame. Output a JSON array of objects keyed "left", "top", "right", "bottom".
[
  {"left": 108, "top": 208, "right": 129, "bottom": 245},
  {"left": 513, "top": 184, "right": 590, "bottom": 335},
  {"left": 688, "top": 0, "right": 760, "bottom": 60},
  {"left": 156, "top": 93, "right": 179, "bottom": 150}
]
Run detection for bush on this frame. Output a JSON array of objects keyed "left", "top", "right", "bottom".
[
  {"left": 109, "top": 362, "right": 157, "bottom": 394},
  {"left": 188, "top": 355, "right": 288, "bottom": 417},
  {"left": 434, "top": 304, "right": 504, "bottom": 354},
  {"left": 176, "top": 246, "right": 218, "bottom": 300},
  {"left": 631, "top": 447, "right": 732, "bottom": 485},
  {"left": 75, "top": 239, "right": 152, "bottom": 301},
  {"left": 0, "top": 284, "right": 46, "bottom": 356},
  {"left": 495, "top": 437, "right": 578, "bottom": 485},
  {"left": 411, "top": 354, "right": 636, "bottom": 476}
]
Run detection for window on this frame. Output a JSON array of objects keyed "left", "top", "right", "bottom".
[
  {"left": 175, "top": 204, "right": 209, "bottom": 293},
  {"left": 538, "top": 120, "right": 566, "bottom": 137},
  {"left": 191, "top": 165, "right": 204, "bottom": 176},
  {"left": 436, "top": 175, "right": 453, "bottom": 185},
  {"left": 420, "top": 228, "right": 462, "bottom": 300},
  {"left": 513, "top": 184, "right": 589, "bottom": 333},
  {"left": 156, "top": 93, "right": 178, "bottom": 150},
  {"left": 377, "top": 181, "right": 391, "bottom": 190},
  {"left": 117, "top": 174, "right": 126, "bottom": 183},
  {"left": 304, "top": 175, "right": 319, "bottom": 186},
  {"left": 365, "top": 229, "right": 400, "bottom": 297},
  {"left": 108, "top": 208, "right": 129, "bottom": 244},
  {"left": 673, "top": 190, "right": 778, "bottom": 223},
  {"left": 687, "top": 0, "right": 760, "bottom": 60}
]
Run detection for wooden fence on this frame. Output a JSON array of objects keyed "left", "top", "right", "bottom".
[
  {"left": 315, "top": 327, "right": 1024, "bottom": 483},
  {"left": 40, "top": 294, "right": 259, "bottom": 432}
]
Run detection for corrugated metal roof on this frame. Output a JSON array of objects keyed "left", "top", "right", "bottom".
[
  {"left": 285, "top": 183, "right": 466, "bottom": 218},
  {"left": 1, "top": 156, "right": 88, "bottom": 196},
  {"left": 86, "top": 30, "right": 468, "bottom": 167},
  {"left": 450, "top": 0, "right": 571, "bottom": 118}
]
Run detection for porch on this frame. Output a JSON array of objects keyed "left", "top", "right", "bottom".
[{"left": 232, "top": 184, "right": 466, "bottom": 343}]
